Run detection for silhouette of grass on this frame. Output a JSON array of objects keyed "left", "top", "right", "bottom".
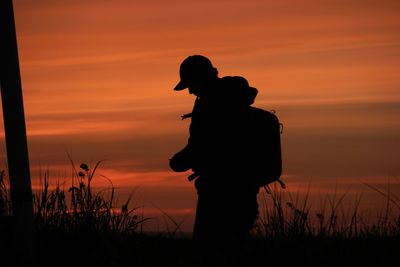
[
  {"left": 0, "top": 161, "right": 149, "bottom": 244},
  {"left": 31, "top": 159, "right": 147, "bottom": 234},
  {"left": 1, "top": 168, "right": 399, "bottom": 266},
  {"left": 256, "top": 181, "right": 400, "bottom": 239},
  {"left": 0, "top": 170, "right": 11, "bottom": 218},
  {"left": 150, "top": 203, "right": 186, "bottom": 238}
]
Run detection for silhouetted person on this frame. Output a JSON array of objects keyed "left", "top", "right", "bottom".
[{"left": 170, "top": 55, "right": 281, "bottom": 265}]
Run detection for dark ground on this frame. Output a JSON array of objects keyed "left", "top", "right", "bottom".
[{"left": 1, "top": 228, "right": 399, "bottom": 267}]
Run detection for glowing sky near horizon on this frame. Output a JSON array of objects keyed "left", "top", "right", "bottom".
[{"left": 1, "top": 0, "right": 399, "bottom": 230}]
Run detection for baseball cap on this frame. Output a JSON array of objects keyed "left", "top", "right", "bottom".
[{"left": 174, "top": 55, "right": 215, "bottom": 91}]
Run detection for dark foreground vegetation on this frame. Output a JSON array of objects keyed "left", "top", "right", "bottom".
[
  {"left": 1, "top": 163, "right": 399, "bottom": 266},
  {"left": 2, "top": 227, "right": 399, "bottom": 267}
]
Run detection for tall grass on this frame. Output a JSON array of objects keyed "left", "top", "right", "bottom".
[
  {"left": 0, "top": 170, "right": 11, "bottom": 220},
  {"left": 0, "top": 161, "right": 146, "bottom": 234},
  {"left": 1, "top": 163, "right": 400, "bottom": 240},
  {"left": 38, "top": 160, "right": 148, "bottom": 233},
  {"left": 256, "top": 182, "right": 400, "bottom": 239}
]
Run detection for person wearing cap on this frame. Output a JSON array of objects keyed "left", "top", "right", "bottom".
[{"left": 169, "top": 55, "right": 260, "bottom": 259}]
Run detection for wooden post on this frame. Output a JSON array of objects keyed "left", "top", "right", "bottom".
[{"left": 0, "top": 0, "right": 36, "bottom": 266}]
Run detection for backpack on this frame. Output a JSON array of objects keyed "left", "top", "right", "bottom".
[
  {"left": 246, "top": 107, "right": 285, "bottom": 191},
  {"left": 182, "top": 106, "right": 284, "bottom": 191},
  {"left": 170, "top": 97, "right": 284, "bottom": 191}
]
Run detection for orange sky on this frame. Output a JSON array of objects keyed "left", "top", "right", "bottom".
[{"left": 1, "top": 0, "right": 399, "bottom": 231}]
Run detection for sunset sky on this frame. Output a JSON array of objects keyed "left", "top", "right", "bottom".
[{"left": 1, "top": 0, "right": 399, "bottom": 230}]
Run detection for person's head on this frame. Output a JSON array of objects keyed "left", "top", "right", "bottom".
[{"left": 174, "top": 55, "right": 218, "bottom": 96}]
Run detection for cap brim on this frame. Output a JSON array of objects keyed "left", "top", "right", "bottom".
[{"left": 174, "top": 81, "right": 188, "bottom": 91}]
